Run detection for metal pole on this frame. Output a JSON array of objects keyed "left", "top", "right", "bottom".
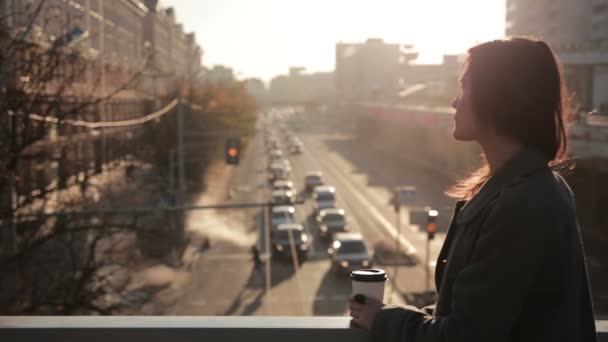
[
  {"left": 425, "top": 236, "right": 431, "bottom": 290},
  {"left": 176, "top": 100, "right": 185, "bottom": 236},
  {"left": 287, "top": 228, "right": 304, "bottom": 315},
  {"left": 264, "top": 203, "right": 272, "bottom": 313},
  {"left": 6, "top": 114, "right": 16, "bottom": 255},
  {"left": 169, "top": 149, "right": 175, "bottom": 191},
  {"left": 391, "top": 205, "right": 401, "bottom": 303},
  {"left": 177, "top": 101, "right": 185, "bottom": 193}
]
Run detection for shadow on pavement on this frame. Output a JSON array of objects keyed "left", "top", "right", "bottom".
[
  {"left": 222, "top": 265, "right": 268, "bottom": 315},
  {"left": 312, "top": 268, "right": 351, "bottom": 316}
]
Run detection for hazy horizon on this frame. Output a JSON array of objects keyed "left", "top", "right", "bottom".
[{"left": 163, "top": 0, "right": 506, "bottom": 82}]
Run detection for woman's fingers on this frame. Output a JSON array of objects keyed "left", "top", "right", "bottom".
[{"left": 349, "top": 302, "right": 364, "bottom": 311}]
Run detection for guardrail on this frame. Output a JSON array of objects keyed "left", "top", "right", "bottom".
[{"left": 0, "top": 316, "right": 607, "bottom": 342}]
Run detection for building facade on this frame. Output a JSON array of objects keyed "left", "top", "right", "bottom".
[
  {"left": 1, "top": 0, "right": 204, "bottom": 199},
  {"left": 506, "top": 0, "right": 608, "bottom": 112},
  {"left": 335, "top": 38, "right": 401, "bottom": 102}
]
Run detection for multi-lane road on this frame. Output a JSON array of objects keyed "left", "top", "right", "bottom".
[{"left": 168, "top": 108, "right": 459, "bottom": 316}]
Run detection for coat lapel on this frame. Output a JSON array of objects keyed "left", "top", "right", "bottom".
[{"left": 436, "top": 148, "right": 550, "bottom": 293}]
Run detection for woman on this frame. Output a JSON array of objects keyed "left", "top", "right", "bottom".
[{"left": 349, "top": 37, "right": 598, "bottom": 341}]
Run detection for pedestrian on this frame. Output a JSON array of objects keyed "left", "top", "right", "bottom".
[
  {"left": 251, "top": 245, "right": 262, "bottom": 269},
  {"left": 349, "top": 37, "right": 598, "bottom": 341}
]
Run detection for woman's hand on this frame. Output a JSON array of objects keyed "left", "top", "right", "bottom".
[{"left": 348, "top": 294, "right": 385, "bottom": 331}]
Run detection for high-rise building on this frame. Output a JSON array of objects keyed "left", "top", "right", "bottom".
[
  {"left": 335, "top": 38, "right": 401, "bottom": 102},
  {"left": 505, "top": 0, "right": 608, "bottom": 111}
]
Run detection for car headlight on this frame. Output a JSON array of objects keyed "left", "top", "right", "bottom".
[
  {"left": 276, "top": 244, "right": 284, "bottom": 251},
  {"left": 340, "top": 260, "right": 349, "bottom": 268},
  {"left": 362, "top": 260, "right": 370, "bottom": 267}
]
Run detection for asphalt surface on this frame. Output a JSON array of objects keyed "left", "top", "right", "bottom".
[{"left": 168, "top": 109, "right": 463, "bottom": 316}]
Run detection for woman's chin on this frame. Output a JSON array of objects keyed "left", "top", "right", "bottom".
[{"left": 452, "top": 130, "right": 475, "bottom": 142}]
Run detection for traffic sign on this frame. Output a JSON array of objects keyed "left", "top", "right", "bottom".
[{"left": 396, "top": 186, "right": 416, "bottom": 205}]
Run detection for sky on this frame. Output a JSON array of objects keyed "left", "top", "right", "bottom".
[{"left": 164, "top": 0, "right": 506, "bottom": 82}]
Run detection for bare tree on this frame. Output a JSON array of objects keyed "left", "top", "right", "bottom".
[{"left": 0, "top": 2, "right": 162, "bottom": 314}]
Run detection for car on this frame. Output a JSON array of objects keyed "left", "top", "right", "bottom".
[
  {"left": 268, "top": 162, "right": 291, "bottom": 182},
  {"left": 271, "top": 189, "right": 295, "bottom": 204},
  {"left": 304, "top": 172, "right": 323, "bottom": 192},
  {"left": 271, "top": 223, "right": 310, "bottom": 261},
  {"left": 312, "top": 185, "right": 336, "bottom": 215},
  {"left": 273, "top": 180, "right": 295, "bottom": 193},
  {"left": 269, "top": 149, "right": 283, "bottom": 161},
  {"left": 328, "top": 233, "right": 373, "bottom": 274},
  {"left": 316, "top": 208, "right": 348, "bottom": 238},
  {"left": 270, "top": 205, "right": 297, "bottom": 232},
  {"left": 290, "top": 143, "right": 303, "bottom": 154}
]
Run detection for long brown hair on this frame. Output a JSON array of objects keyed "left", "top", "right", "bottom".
[{"left": 447, "top": 37, "right": 571, "bottom": 199}]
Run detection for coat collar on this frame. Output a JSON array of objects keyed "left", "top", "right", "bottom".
[{"left": 456, "top": 148, "right": 550, "bottom": 225}]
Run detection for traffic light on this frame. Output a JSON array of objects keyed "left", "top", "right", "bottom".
[
  {"left": 427, "top": 209, "right": 438, "bottom": 240},
  {"left": 225, "top": 138, "right": 241, "bottom": 165}
]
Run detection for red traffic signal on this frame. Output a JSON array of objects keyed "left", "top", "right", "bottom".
[
  {"left": 427, "top": 209, "right": 438, "bottom": 240},
  {"left": 226, "top": 138, "right": 241, "bottom": 165}
]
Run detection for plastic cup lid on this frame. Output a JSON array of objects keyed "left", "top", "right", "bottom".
[{"left": 350, "top": 269, "right": 388, "bottom": 282}]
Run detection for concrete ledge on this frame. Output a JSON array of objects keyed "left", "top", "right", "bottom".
[
  {"left": 0, "top": 316, "right": 606, "bottom": 342},
  {"left": 0, "top": 316, "right": 368, "bottom": 342}
]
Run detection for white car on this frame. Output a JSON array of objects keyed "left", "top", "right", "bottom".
[
  {"left": 268, "top": 162, "right": 291, "bottom": 182},
  {"left": 304, "top": 172, "right": 323, "bottom": 192},
  {"left": 312, "top": 185, "right": 336, "bottom": 215},
  {"left": 271, "top": 189, "right": 295, "bottom": 205},
  {"left": 328, "top": 233, "right": 372, "bottom": 274},
  {"left": 273, "top": 180, "right": 296, "bottom": 194},
  {"left": 269, "top": 149, "right": 283, "bottom": 161},
  {"left": 271, "top": 205, "right": 297, "bottom": 232}
]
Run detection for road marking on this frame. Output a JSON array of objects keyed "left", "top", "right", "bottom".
[{"left": 302, "top": 143, "right": 417, "bottom": 256}]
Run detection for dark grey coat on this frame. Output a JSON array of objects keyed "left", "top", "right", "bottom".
[{"left": 371, "top": 148, "right": 598, "bottom": 342}]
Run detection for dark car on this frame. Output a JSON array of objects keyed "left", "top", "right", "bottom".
[
  {"left": 328, "top": 233, "right": 372, "bottom": 274},
  {"left": 272, "top": 223, "right": 310, "bottom": 262},
  {"left": 315, "top": 208, "right": 347, "bottom": 238}
]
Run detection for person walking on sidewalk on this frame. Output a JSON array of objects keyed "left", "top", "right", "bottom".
[
  {"left": 251, "top": 245, "right": 262, "bottom": 269},
  {"left": 348, "top": 37, "right": 598, "bottom": 342}
]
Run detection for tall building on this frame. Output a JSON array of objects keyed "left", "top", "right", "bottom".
[
  {"left": 203, "top": 65, "right": 235, "bottom": 86},
  {"left": 505, "top": 0, "right": 608, "bottom": 112},
  {"left": 335, "top": 38, "right": 401, "bottom": 102},
  {"left": 144, "top": 1, "right": 204, "bottom": 98}
]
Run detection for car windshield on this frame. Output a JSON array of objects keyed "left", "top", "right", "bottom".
[
  {"left": 336, "top": 241, "right": 367, "bottom": 255},
  {"left": 315, "top": 192, "right": 334, "bottom": 201},
  {"left": 272, "top": 212, "right": 294, "bottom": 220},
  {"left": 323, "top": 214, "right": 344, "bottom": 224}
]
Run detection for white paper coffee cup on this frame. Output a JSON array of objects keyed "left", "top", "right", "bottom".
[{"left": 351, "top": 269, "right": 388, "bottom": 302}]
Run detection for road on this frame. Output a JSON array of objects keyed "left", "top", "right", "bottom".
[{"left": 168, "top": 108, "right": 458, "bottom": 315}]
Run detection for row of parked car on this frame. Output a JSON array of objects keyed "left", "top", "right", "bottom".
[{"left": 263, "top": 128, "right": 373, "bottom": 274}]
